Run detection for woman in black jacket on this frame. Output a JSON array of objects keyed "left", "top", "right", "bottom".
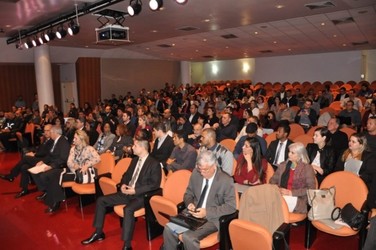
[{"left": 306, "top": 127, "right": 335, "bottom": 184}]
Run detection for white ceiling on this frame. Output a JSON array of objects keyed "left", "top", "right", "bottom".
[{"left": 0, "top": 0, "right": 375, "bottom": 61}]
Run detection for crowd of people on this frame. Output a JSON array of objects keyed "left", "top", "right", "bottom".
[{"left": 0, "top": 80, "right": 376, "bottom": 249}]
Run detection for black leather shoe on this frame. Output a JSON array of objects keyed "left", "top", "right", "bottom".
[
  {"left": 36, "top": 192, "right": 47, "bottom": 201},
  {"left": 81, "top": 232, "right": 105, "bottom": 245},
  {"left": 45, "top": 202, "right": 60, "bottom": 214},
  {"left": 122, "top": 244, "right": 132, "bottom": 250},
  {"left": 15, "top": 190, "right": 29, "bottom": 198},
  {"left": 0, "top": 174, "right": 14, "bottom": 182}
]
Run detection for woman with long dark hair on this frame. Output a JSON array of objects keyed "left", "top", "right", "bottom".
[
  {"left": 306, "top": 127, "right": 335, "bottom": 184},
  {"left": 234, "top": 137, "right": 267, "bottom": 185}
]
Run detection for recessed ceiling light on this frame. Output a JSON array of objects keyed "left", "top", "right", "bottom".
[
  {"left": 254, "top": 31, "right": 258, "bottom": 35},
  {"left": 151, "top": 30, "right": 158, "bottom": 33},
  {"left": 273, "top": 41, "right": 277, "bottom": 44},
  {"left": 172, "top": 43, "right": 175, "bottom": 46},
  {"left": 85, "top": 45, "right": 89, "bottom": 48},
  {"left": 203, "top": 19, "right": 210, "bottom": 22},
  {"left": 225, "top": 46, "right": 229, "bottom": 49},
  {"left": 288, "top": 48, "right": 292, "bottom": 51},
  {"left": 321, "top": 22, "right": 325, "bottom": 26},
  {"left": 202, "top": 38, "right": 207, "bottom": 42},
  {"left": 195, "top": 49, "right": 199, "bottom": 52},
  {"left": 146, "top": 47, "right": 150, "bottom": 50},
  {"left": 170, "top": 53, "right": 174, "bottom": 55},
  {"left": 342, "top": 43, "right": 347, "bottom": 47},
  {"left": 333, "top": 34, "right": 337, "bottom": 37},
  {"left": 5, "top": 24, "right": 11, "bottom": 28},
  {"left": 275, "top": 5, "right": 284, "bottom": 9}
]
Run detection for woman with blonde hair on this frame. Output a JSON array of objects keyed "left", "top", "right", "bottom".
[{"left": 270, "top": 142, "right": 316, "bottom": 213}]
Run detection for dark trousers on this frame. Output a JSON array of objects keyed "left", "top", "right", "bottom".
[
  {"left": 9, "top": 156, "right": 41, "bottom": 191},
  {"left": 0, "top": 132, "right": 15, "bottom": 150},
  {"left": 93, "top": 192, "right": 144, "bottom": 246},
  {"left": 32, "top": 168, "right": 65, "bottom": 207},
  {"left": 364, "top": 216, "right": 376, "bottom": 250}
]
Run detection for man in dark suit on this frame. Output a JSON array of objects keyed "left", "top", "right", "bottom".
[
  {"left": 0, "top": 124, "right": 53, "bottom": 190},
  {"left": 334, "top": 87, "right": 349, "bottom": 101},
  {"left": 31, "top": 125, "right": 70, "bottom": 211},
  {"left": 81, "top": 138, "right": 161, "bottom": 250},
  {"left": 151, "top": 122, "right": 174, "bottom": 168},
  {"left": 0, "top": 110, "right": 24, "bottom": 151},
  {"left": 283, "top": 89, "right": 298, "bottom": 107},
  {"left": 162, "top": 150, "right": 237, "bottom": 250},
  {"left": 265, "top": 123, "right": 293, "bottom": 171},
  {"left": 186, "top": 104, "right": 200, "bottom": 125}
]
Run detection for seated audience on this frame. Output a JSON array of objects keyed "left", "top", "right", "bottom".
[
  {"left": 362, "top": 100, "right": 376, "bottom": 131},
  {"left": 335, "top": 133, "right": 376, "bottom": 196},
  {"left": 199, "top": 128, "right": 234, "bottom": 176},
  {"left": 0, "top": 124, "right": 53, "bottom": 187},
  {"left": 176, "top": 115, "right": 193, "bottom": 137},
  {"left": 341, "top": 89, "right": 363, "bottom": 111},
  {"left": 334, "top": 87, "right": 348, "bottom": 101},
  {"left": 276, "top": 99, "right": 295, "bottom": 123},
  {"left": 0, "top": 110, "right": 24, "bottom": 151},
  {"left": 166, "top": 130, "right": 197, "bottom": 172},
  {"left": 187, "top": 123, "right": 203, "bottom": 149},
  {"left": 365, "top": 116, "right": 376, "bottom": 152},
  {"left": 234, "top": 123, "right": 267, "bottom": 158},
  {"left": 266, "top": 123, "right": 293, "bottom": 171},
  {"left": 327, "top": 117, "right": 348, "bottom": 162},
  {"left": 30, "top": 126, "right": 70, "bottom": 210},
  {"left": 338, "top": 100, "right": 362, "bottom": 131},
  {"left": 205, "top": 106, "right": 219, "bottom": 127},
  {"left": 294, "top": 99, "right": 317, "bottom": 132},
  {"left": 162, "top": 150, "right": 236, "bottom": 250},
  {"left": 214, "top": 111, "right": 237, "bottom": 142},
  {"left": 306, "top": 127, "right": 335, "bottom": 184},
  {"left": 234, "top": 137, "right": 267, "bottom": 186},
  {"left": 93, "top": 122, "right": 116, "bottom": 154},
  {"left": 107, "top": 124, "right": 133, "bottom": 160},
  {"left": 81, "top": 137, "right": 161, "bottom": 249},
  {"left": 269, "top": 142, "right": 316, "bottom": 214},
  {"left": 151, "top": 122, "right": 175, "bottom": 167},
  {"left": 261, "top": 111, "right": 279, "bottom": 131}
]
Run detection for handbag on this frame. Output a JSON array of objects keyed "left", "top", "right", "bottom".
[
  {"left": 307, "top": 186, "right": 336, "bottom": 221},
  {"left": 75, "top": 167, "right": 97, "bottom": 184},
  {"left": 339, "top": 203, "right": 366, "bottom": 231}
]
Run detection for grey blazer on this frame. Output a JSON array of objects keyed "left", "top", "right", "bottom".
[
  {"left": 93, "top": 133, "right": 116, "bottom": 154},
  {"left": 183, "top": 168, "right": 237, "bottom": 229}
]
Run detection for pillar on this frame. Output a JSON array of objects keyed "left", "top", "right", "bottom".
[
  {"left": 34, "top": 45, "right": 54, "bottom": 113},
  {"left": 180, "top": 61, "right": 191, "bottom": 85}
]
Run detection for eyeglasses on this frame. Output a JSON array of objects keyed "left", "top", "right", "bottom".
[{"left": 196, "top": 164, "right": 214, "bottom": 173}]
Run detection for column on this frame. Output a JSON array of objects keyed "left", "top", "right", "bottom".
[
  {"left": 34, "top": 45, "right": 54, "bottom": 113},
  {"left": 180, "top": 61, "right": 191, "bottom": 85}
]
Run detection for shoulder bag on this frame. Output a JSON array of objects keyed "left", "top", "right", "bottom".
[
  {"left": 75, "top": 167, "right": 97, "bottom": 184},
  {"left": 307, "top": 186, "right": 336, "bottom": 220}
]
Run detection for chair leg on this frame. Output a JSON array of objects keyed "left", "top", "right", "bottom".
[
  {"left": 304, "top": 219, "right": 317, "bottom": 249},
  {"left": 79, "top": 195, "right": 84, "bottom": 220}
]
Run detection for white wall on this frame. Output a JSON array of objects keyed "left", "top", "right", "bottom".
[{"left": 191, "top": 50, "right": 376, "bottom": 84}]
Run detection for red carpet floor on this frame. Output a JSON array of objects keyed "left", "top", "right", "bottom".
[{"left": 0, "top": 152, "right": 358, "bottom": 250}]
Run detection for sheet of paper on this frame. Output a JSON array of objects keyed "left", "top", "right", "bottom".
[
  {"left": 282, "top": 195, "right": 298, "bottom": 212},
  {"left": 28, "top": 163, "right": 48, "bottom": 174},
  {"left": 166, "top": 222, "right": 190, "bottom": 234}
]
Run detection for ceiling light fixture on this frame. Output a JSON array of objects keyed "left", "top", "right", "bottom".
[
  {"left": 56, "top": 25, "right": 67, "bottom": 39},
  {"left": 38, "top": 34, "right": 46, "bottom": 44},
  {"left": 128, "top": 0, "right": 142, "bottom": 16},
  {"left": 149, "top": 0, "right": 163, "bottom": 11},
  {"left": 44, "top": 30, "right": 56, "bottom": 41},
  {"left": 24, "top": 39, "right": 33, "bottom": 49},
  {"left": 68, "top": 4, "right": 80, "bottom": 35},
  {"left": 175, "top": 0, "right": 188, "bottom": 4}
]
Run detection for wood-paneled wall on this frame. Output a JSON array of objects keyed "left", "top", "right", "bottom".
[
  {"left": 0, "top": 64, "right": 61, "bottom": 112},
  {"left": 76, "top": 57, "right": 101, "bottom": 108}
]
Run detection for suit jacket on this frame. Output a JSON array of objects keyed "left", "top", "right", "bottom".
[
  {"left": 269, "top": 160, "right": 316, "bottom": 213},
  {"left": 184, "top": 168, "right": 237, "bottom": 229},
  {"left": 42, "top": 136, "right": 70, "bottom": 169},
  {"left": 120, "top": 155, "right": 161, "bottom": 198},
  {"left": 93, "top": 133, "right": 116, "bottom": 154},
  {"left": 283, "top": 95, "right": 298, "bottom": 107},
  {"left": 186, "top": 112, "right": 200, "bottom": 125},
  {"left": 265, "top": 139, "right": 293, "bottom": 167},
  {"left": 109, "top": 135, "right": 133, "bottom": 159},
  {"left": 151, "top": 135, "right": 174, "bottom": 166},
  {"left": 334, "top": 93, "right": 349, "bottom": 101},
  {"left": 306, "top": 143, "right": 335, "bottom": 184},
  {"left": 34, "top": 138, "right": 54, "bottom": 158}
]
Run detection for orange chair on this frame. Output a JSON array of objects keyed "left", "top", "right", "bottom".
[
  {"left": 306, "top": 126, "right": 321, "bottom": 138},
  {"left": 113, "top": 169, "right": 166, "bottom": 240},
  {"left": 149, "top": 170, "right": 192, "bottom": 227},
  {"left": 340, "top": 127, "right": 356, "bottom": 139},
  {"left": 229, "top": 184, "right": 290, "bottom": 250},
  {"left": 219, "top": 138, "right": 236, "bottom": 152},
  {"left": 293, "top": 134, "right": 313, "bottom": 147},
  {"left": 99, "top": 157, "right": 131, "bottom": 195},
  {"left": 71, "top": 152, "right": 115, "bottom": 218},
  {"left": 265, "top": 132, "right": 277, "bottom": 147},
  {"left": 305, "top": 172, "right": 368, "bottom": 249},
  {"left": 319, "top": 107, "right": 336, "bottom": 116},
  {"left": 329, "top": 101, "right": 342, "bottom": 112},
  {"left": 288, "top": 123, "right": 305, "bottom": 140}
]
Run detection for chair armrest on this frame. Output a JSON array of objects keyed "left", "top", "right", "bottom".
[
  {"left": 177, "top": 201, "right": 186, "bottom": 213},
  {"left": 219, "top": 211, "right": 239, "bottom": 250},
  {"left": 272, "top": 223, "right": 290, "bottom": 250},
  {"left": 143, "top": 187, "right": 164, "bottom": 241}
]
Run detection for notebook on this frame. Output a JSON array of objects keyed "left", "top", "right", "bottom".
[{"left": 160, "top": 210, "right": 207, "bottom": 231}]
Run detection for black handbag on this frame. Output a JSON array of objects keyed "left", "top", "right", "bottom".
[
  {"left": 75, "top": 167, "right": 97, "bottom": 184},
  {"left": 332, "top": 203, "right": 366, "bottom": 231}
]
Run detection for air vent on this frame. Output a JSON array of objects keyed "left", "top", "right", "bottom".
[
  {"left": 221, "top": 34, "right": 238, "bottom": 39},
  {"left": 178, "top": 26, "right": 199, "bottom": 31},
  {"left": 331, "top": 17, "right": 355, "bottom": 25},
  {"left": 305, "top": 1, "right": 335, "bottom": 10},
  {"left": 351, "top": 41, "right": 369, "bottom": 46},
  {"left": 202, "top": 55, "right": 214, "bottom": 58},
  {"left": 157, "top": 44, "right": 173, "bottom": 48},
  {"left": 259, "top": 50, "right": 273, "bottom": 53}
]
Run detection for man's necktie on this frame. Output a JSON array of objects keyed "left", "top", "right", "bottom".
[
  {"left": 196, "top": 179, "right": 209, "bottom": 209},
  {"left": 129, "top": 158, "right": 142, "bottom": 188},
  {"left": 274, "top": 142, "right": 283, "bottom": 165}
]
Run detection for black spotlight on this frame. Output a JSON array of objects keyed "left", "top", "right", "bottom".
[
  {"left": 56, "top": 25, "right": 67, "bottom": 39},
  {"left": 149, "top": 0, "right": 163, "bottom": 11},
  {"left": 68, "top": 20, "right": 80, "bottom": 36},
  {"left": 24, "top": 40, "right": 33, "bottom": 49},
  {"left": 128, "top": 0, "right": 142, "bottom": 16},
  {"left": 44, "top": 30, "right": 56, "bottom": 41},
  {"left": 38, "top": 34, "right": 48, "bottom": 44}
]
